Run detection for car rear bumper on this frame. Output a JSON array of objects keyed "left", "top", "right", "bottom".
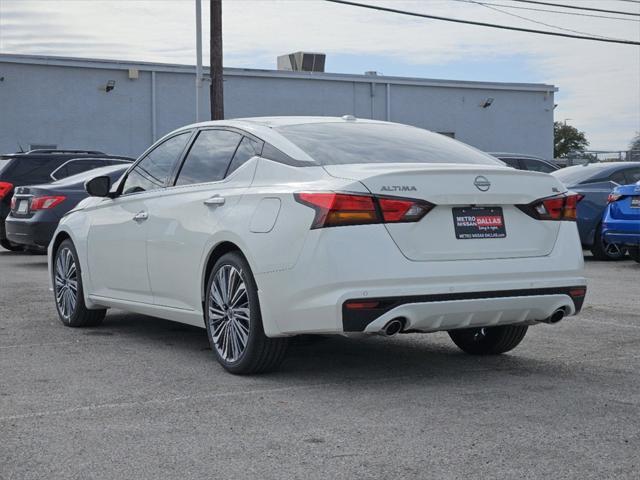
[
  {"left": 602, "top": 220, "right": 640, "bottom": 247},
  {"left": 343, "top": 287, "right": 585, "bottom": 334},
  {"left": 5, "top": 217, "right": 58, "bottom": 248},
  {"left": 255, "top": 222, "right": 586, "bottom": 337}
]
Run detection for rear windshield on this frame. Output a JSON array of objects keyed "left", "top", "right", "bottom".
[
  {"left": 0, "top": 157, "right": 13, "bottom": 174},
  {"left": 275, "top": 123, "right": 503, "bottom": 166},
  {"left": 552, "top": 165, "right": 609, "bottom": 186},
  {"left": 52, "top": 164, "right": 129, "bottom": 186},
  {"left": 51, "top": 158, "right": 131, "bottom": 180}
]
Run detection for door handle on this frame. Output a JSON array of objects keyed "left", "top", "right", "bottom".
[
  {"left": 133, "top": 211, "right": 148, "bottom": 222},
  {"left": 204, "top": 196, "right": 225, "bottom": 206}
]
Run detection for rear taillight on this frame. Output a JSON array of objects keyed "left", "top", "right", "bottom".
[
  {"left": 520, "top": 193, "right": 583, "bottom": 221},
  {"left": 30, "top": 195, "right": 66, "bottom": 211},
  {"left": 0, "top": 181, "right": 13, "bottom": 200},
  {"left": 607, "top": 193, "right": 622, "bottom": 203},
  {"left": 294, "top": 192, "right": 434, "bottom": 229},
  {"left": 10, "top": 196, "right": 16, "bottom": 210}
]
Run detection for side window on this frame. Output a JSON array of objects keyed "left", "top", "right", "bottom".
[
  {"left": 11, "top": 158, "right": 63, "bottom": 184},
  {"left": 522, "top": 158, "right": 555, "bottom": 173},
  {"left": 226, "top": 136, "right": 263, "bottom": 177},
  {"left": 624, "top": 168, "right": 640, "bottom": 184},
  {"left": 609, "top": 170, "right": 627, "bottom": 185},
  {"left": 122, "top": 133, "right": 190, "bottom": 194},
  {"left": 175, "top": 129, "right": 242, "bottom": 186},
  {"left": 501, "top": 158, "right": 520, "bottom": 169}
]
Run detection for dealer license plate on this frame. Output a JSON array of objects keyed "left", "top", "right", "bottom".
[{"left": 453, "top": 206, "right": 506, "bottom": 239}]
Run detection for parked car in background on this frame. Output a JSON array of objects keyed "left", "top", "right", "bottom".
[
  {"left": 552, "top": 162, "right": 640, "bottom": 260},
  {"left": 602, "top": 181, "right": 640, "bottom": 263},
  {"left": 48, "top": 117, "right": 586, "bottom": 374},
  {"left": 5, "top": 164, "right": 130, "bottom": 251},
  {"left": 490, "top": 153, "right": 560, "bottom": 173},
  {"left": 0, "top": 150, "right": 133, "bottom": 250}
]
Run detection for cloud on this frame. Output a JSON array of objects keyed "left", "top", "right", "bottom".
[{"left": 0, "top": 0, "right": 638, "bottom": 150}]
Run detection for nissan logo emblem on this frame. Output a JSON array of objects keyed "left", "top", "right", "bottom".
[{"left": 474, "top": 176, "right": 491, "bottom": 192}]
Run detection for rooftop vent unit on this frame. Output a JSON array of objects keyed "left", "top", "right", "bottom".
[{"left": 277, "top": 52, "right": 326, "bottom": 72}]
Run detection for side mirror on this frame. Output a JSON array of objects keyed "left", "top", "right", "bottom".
[{"left": 85, "top": 176, "right": 112, "bottom": 197}]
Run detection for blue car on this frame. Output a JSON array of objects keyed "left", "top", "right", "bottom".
[
  {"left": 552, "top": 162, "right": 640, "bottom": 260},
  {"left": 602, "top": 182, "right": 640, "bottom": 263}
]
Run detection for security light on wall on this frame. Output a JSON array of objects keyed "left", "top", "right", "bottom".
[
  {"left": 105, "top": 80, "right": 116, "bottom": 92},
  {"left": 481, "top": 97, "right": 494, "bottom": 108}
]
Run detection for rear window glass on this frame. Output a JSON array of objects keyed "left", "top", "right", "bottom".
[
  {"left": 552, "top": 165, "right": 611, "bottom": 186},
  {"left": 0, "top": 157, "right": 12, "bottom": 174},
  {"left": 275, "top": 123, "right": 502, "bottom": 166},
  {"left": 52, "top": 164, "right": 129, "bottom": 186},
  {"left": 51, "top": 159, "right": 130, "bottom": 180},
  {"left": 1, "top": 157, "right": 67, "bottom": 184}
]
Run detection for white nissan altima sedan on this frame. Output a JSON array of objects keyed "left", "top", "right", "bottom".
[{"left": 48, "top": 116, "right": 586, "bottom": 374}]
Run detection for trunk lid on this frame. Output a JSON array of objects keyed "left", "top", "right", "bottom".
[{"left": 324, "top": 163, "right": 567, "bottom": 261}]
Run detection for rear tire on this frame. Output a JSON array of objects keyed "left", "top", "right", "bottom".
[
  {"left": 204, "top": 252, "right": 289, "bottom": 374},
  {"left": 448, "top": 325, "right": 528, "bottom": 355},
  {"left": 628, "top": 247, "right": 640, "bottom": 263},
  {"left": 590, "top": 223, "right": 626, "bottom": 261},
  {"left": 53, "top": 239, "right": 106, "bottom": 327},
  {"left": 0, "top": 238, "right": 23, "bottom": 251}
]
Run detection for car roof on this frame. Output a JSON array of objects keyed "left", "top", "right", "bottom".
[
  {"left": 489, "top": 152, "right": 550, "bottom": 161},
  {"left": 561, "top": 162, "right": 635, "bottom": 173},
  {"left": 182, "top": 116, "right": 388, "bottom": 129},
  {"left": 168, "top": 116, "right": 394, "bottom": 164}
]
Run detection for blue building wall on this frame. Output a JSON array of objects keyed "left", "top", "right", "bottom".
[{"left": 0, "top": 54, "right": 556, "bottom": 159}]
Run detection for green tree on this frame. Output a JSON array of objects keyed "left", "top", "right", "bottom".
[
  {"left": 554, "top": 122, "right": 589, "bottom": 158},
  {"left": 629, "top": 133, "right": 640, "bottom": 161}
]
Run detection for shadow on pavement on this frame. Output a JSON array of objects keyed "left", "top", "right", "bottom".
[{"left": 94, "top": 311, "right": 570, "bottom": 386}]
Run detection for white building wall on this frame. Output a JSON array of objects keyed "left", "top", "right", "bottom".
[{"left": 0, "top": 55, "right": 556, "bottom": 159}]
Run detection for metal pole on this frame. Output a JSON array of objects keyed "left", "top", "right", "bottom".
[
  {"left": 151, "top": 71, "right": 157, "bottom": 141},
  {"left": 386, "top": 83, "right": 391, "bottom": 121},
  {"left": 210, "top": 0, "right": 224, "bottom": 120},
  {"left": 195, "top": 0, "right": 203, "bottom": 122}
]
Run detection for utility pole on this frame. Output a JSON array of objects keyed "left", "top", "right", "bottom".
[
  {"left": 210, "top": 0, "right": 224, "bottom": 120},
  {"left": 195, "top": 0, "right": 203, "bottom": 122}
]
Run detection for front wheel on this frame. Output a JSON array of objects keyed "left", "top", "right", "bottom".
[
  {"left": 205, "top": 252, "right": 289, "bottom": 374},
  {"left": 53, "top": 239, "right": 106, "bottom": 327},
  {"left": 448, "top": 325, "right": 528, "bottom": 355}
]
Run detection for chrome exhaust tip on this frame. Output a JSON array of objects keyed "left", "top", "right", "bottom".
[
  {"left": 540, "top": 308, "right": 566, "bottom": 324},
  {"left": 382, "top": 319, "right": 404, "bottom": 336}
]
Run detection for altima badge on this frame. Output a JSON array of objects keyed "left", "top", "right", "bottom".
[{"left": 474, "top": 176, "right": 491, "bottom": 192}]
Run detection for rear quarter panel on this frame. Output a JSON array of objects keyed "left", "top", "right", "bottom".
[{"left": 573, "top": 183, "right": 613, "bottom": 246}]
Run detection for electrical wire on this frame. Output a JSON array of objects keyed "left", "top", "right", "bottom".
[
  {"left": 508, "top": 0, "right": 640, "bottom": 17},
  {"left": 455, "top": 0, "right": 617, "bottom": 39},
  {"left": 325, "top": 0, "right": 640, "bottom": 45},
  {"left": 453, "top": 0, "right": 640, "bottom": 22}
]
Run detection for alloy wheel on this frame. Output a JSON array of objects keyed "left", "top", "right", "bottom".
[
  {"left": 208, "top": 265, "right": 250, "bottom": 362},
  {"left": 54, "top": 247, "right": 78, "bottom": 320}
]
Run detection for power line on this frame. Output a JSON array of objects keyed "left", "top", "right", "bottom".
[
  {"left": 454, "top": 0, "right": 640, "bottom": 22},
  {"left": 508, "top": 0, "right": 640, "bottom": 17},
  {"left": 325, "top": 0, "right": 640, "bottom": 45},
  {"left": 455, "top": 0, "right": 617, "bottom": 39}
]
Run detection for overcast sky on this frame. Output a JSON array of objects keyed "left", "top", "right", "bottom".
[{"left": 1, "top": 0, "right": 638, "bottom": 151}]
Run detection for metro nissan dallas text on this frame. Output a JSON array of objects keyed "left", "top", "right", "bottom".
[{"left": 48, "top": 117, "right": 586, "bottom": 374}]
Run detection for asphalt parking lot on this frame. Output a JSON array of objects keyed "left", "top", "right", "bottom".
[{"left": 1, "top": 248, "right": 638, "bottom": 480}]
